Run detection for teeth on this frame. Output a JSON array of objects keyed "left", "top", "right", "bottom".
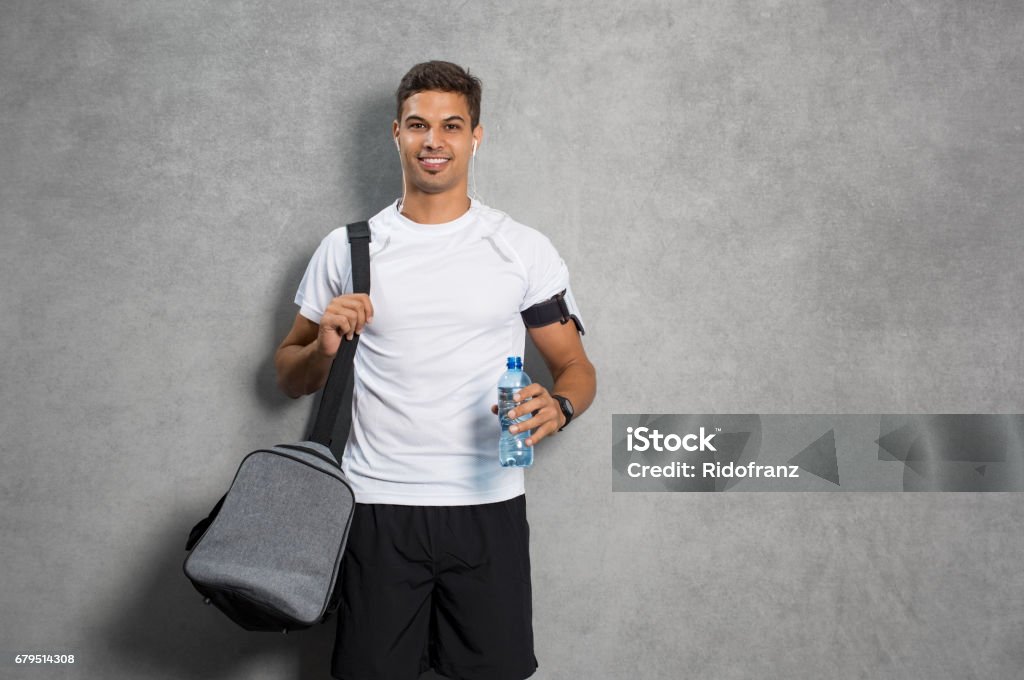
[{"left": 421, "top": 158, "right": 448, "bottom": 163}]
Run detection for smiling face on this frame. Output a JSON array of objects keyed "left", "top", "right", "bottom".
[{"left": 393, "top": 90, "right": 483, "bottom": 200}]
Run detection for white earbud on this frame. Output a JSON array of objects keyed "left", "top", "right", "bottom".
[
  {"left": 472, "top": 140, "right": 477, "bottom": 156},
  {"left": 394, "top": 137, "right": 400, "bottom": 152}
]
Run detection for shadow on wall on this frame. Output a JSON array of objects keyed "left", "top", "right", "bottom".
[
  {"left": 97, "top": 93, "right": 409, "bottom": 679},
  {"left": 253, "top": 91, "right": 403, "bottom": 453},
  {"left": 100, "top": 509, "right": 331, "bottom": 679},
  {"left": 100, "top": 503, "right": 451, "bottom": 680}
]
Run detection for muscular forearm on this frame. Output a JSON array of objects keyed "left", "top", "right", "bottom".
[
  {"left": 275, "top": 339, "right": 334, "bottom": 399},
  {"left": 550, "top": 357, "right": 597, "bottom": 422}
]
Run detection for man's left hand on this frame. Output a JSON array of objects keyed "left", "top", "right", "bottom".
[{"left": 492, "top": 383, "right": 566, "bottom": 448}]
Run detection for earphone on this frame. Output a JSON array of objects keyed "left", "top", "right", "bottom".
[
  {"left": 472, "top": 140, "right": 477, "bottom": 156},
  {"left": 395, "top": 136, "right": 406, "bottom": 213}
]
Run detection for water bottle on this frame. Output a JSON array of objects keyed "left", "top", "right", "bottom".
[{"left": 498, "top": 356, "right": 533, "bottom": 467}]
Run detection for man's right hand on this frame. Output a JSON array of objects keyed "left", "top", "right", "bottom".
[
  {"left": 316, "top": 293, "right": 375, "bottom": 357},
  {"left": 275, "top": 294, "right": 374, "bottom": 398}
]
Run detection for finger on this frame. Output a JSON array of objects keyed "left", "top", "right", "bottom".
[
  {"left": 326, "top": 295, "right": 375, "bottom": 330},
  {"left": 338, "top": 312, "right": 356, "bottom": 341},
  {"left": 508, "top": 393, "right": 552, "bottom": 419},
  {"left": 339, "top": 294, "right": 374, "bottom": 322},
  {"left": 334, "top": 298, "right": 367, "bottom": 334},
  {"left": 509, "top": 405, "right": 559, "bottom": 435},
  {"left": 323, "top": 312, "right": 355, "bottom": 341},
  {"left": 357, "top": 293, "right": 374, "bottom": 323},
  {"left": 524, "top": 421, "right": 558, "bottom": 447},
  {"left": 351, "top": 301, "right": 366, "bottom": 333},
  {"left": 513, "top": 383, "right": 547, "bottom": 402},
  {"left": 509, "top": 416, "right": 546, "bottom": 436},
  {"left": 321, "top": 312, "right": 352, "bottom": 336}
]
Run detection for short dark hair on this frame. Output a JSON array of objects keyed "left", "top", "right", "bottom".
[{"left": 395, "top": 61, "right": 482, "bottom": 129}]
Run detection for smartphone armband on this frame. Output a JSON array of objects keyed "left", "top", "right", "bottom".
[{"left": 520, "top": 289, "right": 585, "bottom": 335}]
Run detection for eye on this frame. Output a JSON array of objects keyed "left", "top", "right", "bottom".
[
  {"left": 408, "top": 122, "right": 425, "bottom": 129},
  {"left": 445, "top": 123, "right": 461, "bottom": 131}
]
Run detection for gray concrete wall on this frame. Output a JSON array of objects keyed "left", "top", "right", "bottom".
[{"left": 3, "top": 1, "right": 1022, "bottom": 678}]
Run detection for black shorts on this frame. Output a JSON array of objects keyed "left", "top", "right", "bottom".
[{"left": 331, "top": 494, "right": 537, "bottom": 680}]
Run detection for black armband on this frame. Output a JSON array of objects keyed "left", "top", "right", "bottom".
[{"left": 520, "top": 290, "right": 584, "bottom": 335}]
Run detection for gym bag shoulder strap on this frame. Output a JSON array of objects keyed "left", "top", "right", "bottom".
[{"left": 310, "top": 219, "right": 370, "bottom": 447}]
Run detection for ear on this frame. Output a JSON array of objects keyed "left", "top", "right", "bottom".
[
  {"left": 392, "top": 120, "right": 400, "bottom": 142},
  {"left": 472, "top": 124, "right": 483, "bottom": 150}
]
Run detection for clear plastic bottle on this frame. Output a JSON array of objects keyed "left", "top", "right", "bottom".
[{"left": 498, "top": 356, "right": 533, "bottom": 467}]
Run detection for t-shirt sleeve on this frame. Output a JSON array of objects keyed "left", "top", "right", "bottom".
[
  {"left": 518, "top": 231, "right": 586, "bottom": 333},
  {"left": 293, "top": 228, "right": 352, "bottom": 324},
  {"left": 520, "top": 233, "right": 568, "bottom": 310}
]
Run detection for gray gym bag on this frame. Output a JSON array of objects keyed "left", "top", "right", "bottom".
[{"left": 182, "top": 220, "right": 370, "bottom": 633}]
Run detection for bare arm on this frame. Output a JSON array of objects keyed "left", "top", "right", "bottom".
[
  {"left": 505, "top": 320, "right": 597, "bottom": 447},
  {"left": 274, "top": 313, "right": 333, "bottom": 398},
  {"left": 274, "top": 294, "right": 374, "bottom": 398}
]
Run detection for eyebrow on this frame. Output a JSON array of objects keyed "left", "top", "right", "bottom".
[{"left": 404, "top": 115, "right": 466, "bottom": 124}]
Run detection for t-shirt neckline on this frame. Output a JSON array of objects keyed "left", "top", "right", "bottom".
[{"left": 390, "top": 197, "right": 481, "bottom": 235}]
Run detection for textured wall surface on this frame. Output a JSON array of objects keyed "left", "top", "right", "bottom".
[{"left": 2, "top": 1, "right": 1023, "bottom": 678}]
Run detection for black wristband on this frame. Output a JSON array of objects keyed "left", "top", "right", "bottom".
[{"left": 552, "top": 394, "right": 574, "bottom": 431}]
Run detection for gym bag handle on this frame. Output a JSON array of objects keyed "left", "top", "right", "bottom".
[{"left": 309, "top": 220, "right": 371, "bottom": 450}]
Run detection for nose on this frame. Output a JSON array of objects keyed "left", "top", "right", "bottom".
[{"left": 423, "top": 127, "right": 441, "bottom": 149}]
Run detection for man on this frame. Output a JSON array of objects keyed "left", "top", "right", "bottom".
[{"left": 275, "top": 61, "right": 596, "bottom": 680}]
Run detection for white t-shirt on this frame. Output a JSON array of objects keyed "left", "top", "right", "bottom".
[{"left": 294, "top": 198, "right": 584, "bottom": 505}]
